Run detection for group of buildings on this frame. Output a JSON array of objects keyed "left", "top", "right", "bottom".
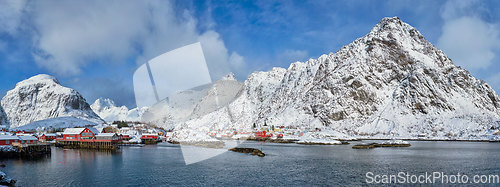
[
  {"left": 0, "top": 127, "right": 161, "bottom": 147},
  {"left": 0, "top": 130, "right": 39, "bottom": 146}
]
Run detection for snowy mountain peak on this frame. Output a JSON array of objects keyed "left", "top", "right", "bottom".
[
  {"left": 91, "top": 98, "right": 146, "bottom": 123},
  {"left": 1, "top": 74, "right": 103, "bottom": 129},
  {"left": 172, "top": 17, "right": 500, "bottom": 141},
  {"left": 221, "top": 72, "right": 237, "bottom": 81},
  {"left": 91, "top": 98, "right": 117, "bottom": 110},
  {"left": 369, "top": 16, "right": 420, "bottom": 36},
  {"left": 17, "top": 74, "right": 60, "bottom": 86}
]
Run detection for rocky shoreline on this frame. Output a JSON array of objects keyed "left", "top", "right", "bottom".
[
  {"left": 246, "top": 138, "right": 500, "bottom": 144},
  {"left": 352, "top": 140, "right": 411, "bottom": 149},
  {"left": 0, "top": 164, "right": 16, "bottom": 186},
  {"left": 297, "top": 141, "right": 350, "bottom": 145},
  {"left": 168, "top": 140, "right": 226, "bottom": 149}
]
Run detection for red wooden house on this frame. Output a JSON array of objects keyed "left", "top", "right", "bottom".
[
  {"left": 95, "top": 133, "right": 121, "bottom": 142},
  {"left": 120, "top": 134, "right": 131, "bottom": 141},
  {"left": 0, "top": 135, "right": 19, "bottom": 145},
  {"left": 255, "top": 131, "right": 273, "bottom": 138},
  {"left": 140, "top": 133, "right": 159, "bottom": 144},
  {"left": 40, "top": 133, "right": 58, "bottom": 141},
  {"left": 18, "top": 135, "right": 38, "bottom": 144},
  {"left": 0, "top": 135, "right": 38, "bottom": 145},
  {"left": 141, "top": 133, "right": 159, "bottom": 140},
  {"left": 61, "top": 127, "right": 99, "bottom": 141}
]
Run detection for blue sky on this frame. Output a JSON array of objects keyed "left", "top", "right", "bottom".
[{"left": 0, "top": 0, "right": 499, "bottom": 108}]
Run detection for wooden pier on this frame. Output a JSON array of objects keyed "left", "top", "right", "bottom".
[
  {"left": 0, "top": 143, "right": 51, "bottom": 158},
  {"left": 56, "top": 140, "right": 119, "bottom": 151}
]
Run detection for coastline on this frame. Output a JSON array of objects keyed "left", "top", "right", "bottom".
[{"left": 244, "top": 138, "right": 500, "bottom": 144}]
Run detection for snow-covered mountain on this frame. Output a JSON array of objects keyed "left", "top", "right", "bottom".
[
  {"left": 12, "top": 116, "right": 100, "bottom": 131},
  {"left": 172, "top": 17, "right": 500, "bottom": 140},
  {"left": 90, "top": 98, "right": 147, "bottom": 123},
  {"left": 1, "top": 74, "right": 104, "bottom": 129},
  {"left": 0, "top": 105, "right": 8, "bottom": 128},
  {"left": 141, "top": 73, "right": 243, "bottom": 130}
]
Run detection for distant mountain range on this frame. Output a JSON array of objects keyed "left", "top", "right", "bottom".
[{"left": 1, "top": 17, "right": 499, "bottom": 140}]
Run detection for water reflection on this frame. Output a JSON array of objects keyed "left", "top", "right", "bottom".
[{"left": 0, "top": 141, "right": 499, "bottom": 186}]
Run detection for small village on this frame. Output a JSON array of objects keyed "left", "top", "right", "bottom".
[
  {"left": 0, "top": 120, "right": 341, "bottom": 157},
  {"left": 0, "top": 122, "right": 166, "bottom": 157}
]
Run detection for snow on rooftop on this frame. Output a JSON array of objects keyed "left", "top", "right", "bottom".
[
  {"left": 142, "top": 133, "right": 158, "bottom": 136},
  {"left": 63, "top": 128, "right": 86, "bottom": 135},
  {"left": 0, "top": 135, "right": 19, "bottom": 140},
  {"left": 18, "top": 136, "right": 38, "bottom": 141},
  {"left": 87, "top": 127, "right": 100, "bottom": 134},
  {"left": 63, "top": 127, "right": 100, "bottom": 135},
  {"left": 95, "top": 133, "right": 116, "bottom": 137}
]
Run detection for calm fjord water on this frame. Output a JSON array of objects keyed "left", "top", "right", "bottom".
[{"left": 1, "top": 141, "right": 500, "bottom": 186}]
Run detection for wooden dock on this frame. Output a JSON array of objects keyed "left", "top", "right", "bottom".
[
  {"left": 0, "top": 143, "right": 51, "bottom": 158},
  {"left": 56, "top": 141, "right": 119, "bottom": 151}
]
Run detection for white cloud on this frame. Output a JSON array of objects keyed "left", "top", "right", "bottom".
[
  {"left": 31, "top": 1, "right": 147, "bottom": 74},
  {"left": 0, "top": 0, "right": 26, "bottom": 35},
  {"left": 437, "top": 0, "right": 500, "bottom": 72},
  {"left": 4, "top": 0, "right": 245, "bottom": 79},
  {"left": 437, "top": 17, "right": 499, "bottom": 70},
  {"left": 440, "top": 0, "right": 485, "bottom": 21}
]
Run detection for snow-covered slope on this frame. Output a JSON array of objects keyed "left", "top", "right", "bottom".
[
  {"left": 172, "top": 17, "right": 500, "bottom": 141},
  {"left": 90, "top": 98, "right": 147, "bottom": 123},
  {"left": 12, "top": 116, "right": 99, "bottom": 131},
  {"left": 142, "top": 73, "right": 244, "bottom": 130},
  {"left": 1, "top": 74, "right": 104, "bottom": 129}
]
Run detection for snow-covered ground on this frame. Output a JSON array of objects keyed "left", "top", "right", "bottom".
[
  {"left": 12, "top": 117, "right": 100, "bottom": 131},
  {"left": 381, "top": 139, "right": 410, "bottom": 145},
  {"left": 297, "top": 138, "right": 342, "bottom": 145},
  {"left": 0, "top": 145, "right": 16, "bottom": 152}
]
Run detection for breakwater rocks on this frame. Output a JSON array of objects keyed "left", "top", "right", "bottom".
[
  {"left": 0, "top": 171, "right": 16, "bottom": 186},
  {"left": 229, "top": 147, "right": 265, "bottom": 157}
]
